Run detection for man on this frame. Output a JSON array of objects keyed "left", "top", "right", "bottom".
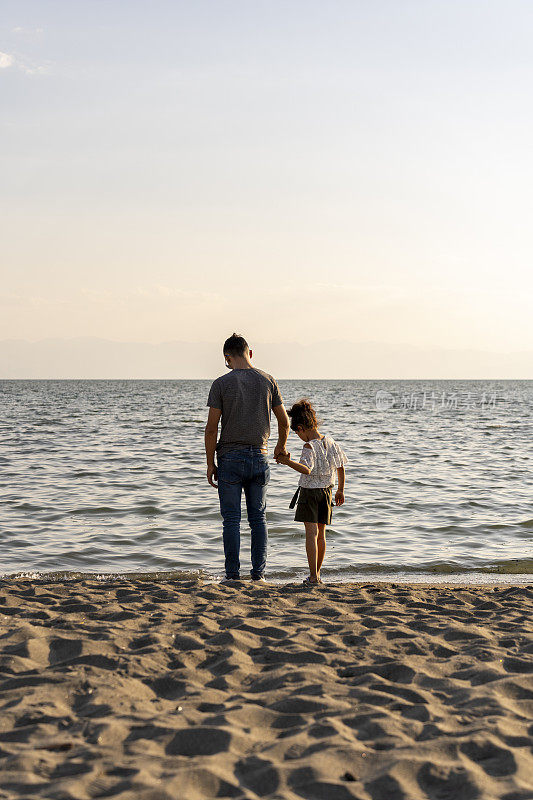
[{"left": 205, "top": 333, "right": 289, "bottom": 583}]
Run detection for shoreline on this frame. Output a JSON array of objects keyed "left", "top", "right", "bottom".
[
  {"left": 1, "top": 578, "right": 532, "bottom": 799},
  {"left": 2, "top": 571, "right": 532, "bottom": 587}
]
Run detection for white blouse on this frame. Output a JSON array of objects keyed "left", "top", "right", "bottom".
[{"left": 297, "top": 434, "right": 348, "bottom": 489}]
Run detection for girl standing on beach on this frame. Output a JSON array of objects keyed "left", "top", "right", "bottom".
[{"left": 276, "top": 399, "right": 348, "bottom": 585}]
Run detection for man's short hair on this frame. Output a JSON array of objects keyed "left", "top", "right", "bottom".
[{"left": 223, "top": 333, "right": 249, "bottom": 358}]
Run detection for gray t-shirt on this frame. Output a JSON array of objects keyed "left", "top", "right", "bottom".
[{"left": 207, "top": 367, "right": 283, "bottom": 457}]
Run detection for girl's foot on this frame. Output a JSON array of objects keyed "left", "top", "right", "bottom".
[{"left": 303, "top": 576, "right": 319, "bottom": 585}]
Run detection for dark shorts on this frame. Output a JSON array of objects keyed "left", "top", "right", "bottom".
[{"left": 294, "top": 485, "right": 333, "bottom": 524}]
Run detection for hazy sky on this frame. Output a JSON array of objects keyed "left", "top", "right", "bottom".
[{"left": 1, "top": 1, "right": 532, "bottom": 352}]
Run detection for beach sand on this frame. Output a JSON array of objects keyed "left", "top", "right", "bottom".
[{"left": 0, "top": 578, "right": 532, "bottom": 799}]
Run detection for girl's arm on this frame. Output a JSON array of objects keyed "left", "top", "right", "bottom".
[
  {"left": 277, "top": 453, "right": 311, "bottom": 475},
  {"left": 335, "top": 466, "right": 345, "bottom": 506}
]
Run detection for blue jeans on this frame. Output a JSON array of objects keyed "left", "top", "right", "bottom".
[{"left": 217, "top": 447, "right": 270, "bottom": 579}]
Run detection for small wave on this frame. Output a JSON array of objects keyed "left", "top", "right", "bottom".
[
  {"left": 2, "top": 571, "right": 41, "bottom": 580},
  {"left": 135, "top": 505, "right": 165, "bottom": 516},
  {"left": 14, "top": 503, "right": 48, "bottom": 512},
  {"left": 0, "top": 568, "right": 208, "bottom": 582},
  {"left": 281, "top": 559, "right": 533, "bottom": 576},
  {"left": 1, "top": 567, "right": 531, "bottom": 587},
  {"left": 68, "top": 506, "right": 122, "bottom": 516},
  {"left": 2, "top": 557, "right": 532, "bottom": 583},
  {"left": 427, "top": 525, "right": 465, "bottom": 534},
  {"left": 475, "top": 520, "right": 533, "bottom": 531},
  {"left": 71, "top": 471, "right": 101, "bottom": 478}
]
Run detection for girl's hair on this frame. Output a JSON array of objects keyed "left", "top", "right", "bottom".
[{"left": 287, "top": 398, "right": 320, "bottom": 432}]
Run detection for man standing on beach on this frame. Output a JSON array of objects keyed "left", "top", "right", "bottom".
[{"left": 205, "top": 333, "right": 289, "bottom": 583}]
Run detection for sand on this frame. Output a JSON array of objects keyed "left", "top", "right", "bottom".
[{"left": 0, "top": 578, "right": 532, "bottom": 800}]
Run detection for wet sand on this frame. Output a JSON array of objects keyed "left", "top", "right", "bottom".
[{"left": 0, "top": 578, "right": 532, "bottom": 799}]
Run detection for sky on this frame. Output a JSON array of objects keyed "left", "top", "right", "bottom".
[{"left": 1, "top": 0, "right": 532, "bottom": 361}]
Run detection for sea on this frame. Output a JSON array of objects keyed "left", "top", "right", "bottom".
[{"left": 0, "top": 379, "right": 531, "bottom": 584}]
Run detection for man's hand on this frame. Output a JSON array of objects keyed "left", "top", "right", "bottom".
[
  {"left": 205, "top": 408, "right": 221, "bottom": 483},
  {"left": 272, "top": 404, "right": 289, "bottom": 459},
  {"left": 335, "top": 490, "right": 345, "bottom": 506},
  {"left": 274, "top": 443, "right": 288, "bottom": 461},
  {"left": 207, "top": 465, "right": 218, "bottom": 488},
  {"left": 276, "top": 452, "right": 291, "bottom": 465}
]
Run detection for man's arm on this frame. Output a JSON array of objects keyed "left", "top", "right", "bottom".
[
  {"left": 205, "top": 407, "right": 222, "bottom": 487},
  {"left": 272, "top": 403, "right": 289, "bottom": 460}
]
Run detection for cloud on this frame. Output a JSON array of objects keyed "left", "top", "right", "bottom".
[
  {"left": 265, "top": 281, "right": 411, "bottom": 306},
  {"left": 0, "top": 49, "right": 49, "bottom": 75},
  {"left": 19, "top": 62, "right": 49, "bottom": 76},
  {"left": 79, "top": 284, "right": 222, "bottom": 306},
  {"left": 12, "top": 26, "right": 44, "bottom": 35},
  {"left": 0, "top": 292, "right": 62, "bottom": 309},
  {"left": 0, "top": 52, "right": 14, "bottom": 69}
]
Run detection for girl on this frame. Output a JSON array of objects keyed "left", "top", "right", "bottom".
[{"left": 276, "top": 399, "right": 348, "bottom": 585}]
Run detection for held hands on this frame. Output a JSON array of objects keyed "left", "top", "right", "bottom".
[
  {"left": 335, "top": 490, "right": 345, "bottom": 506},
  {"left": 275, "top": 452, "right": 291, "bottom": 465},
  {"left": 274, "top": 443, "right": 289, "bottom": 465}
]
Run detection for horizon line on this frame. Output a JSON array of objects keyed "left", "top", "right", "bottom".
[{"left": 1, "top": 376, "right": 531, "bottom": 382}]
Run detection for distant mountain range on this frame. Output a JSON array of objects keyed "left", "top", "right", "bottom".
[{"left": 0, "top": 337, "right": 531, "bottom": 379}]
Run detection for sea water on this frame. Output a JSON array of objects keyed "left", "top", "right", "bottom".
[{"left": 0, "top": 379, "right": 531, "bottom": 583}]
